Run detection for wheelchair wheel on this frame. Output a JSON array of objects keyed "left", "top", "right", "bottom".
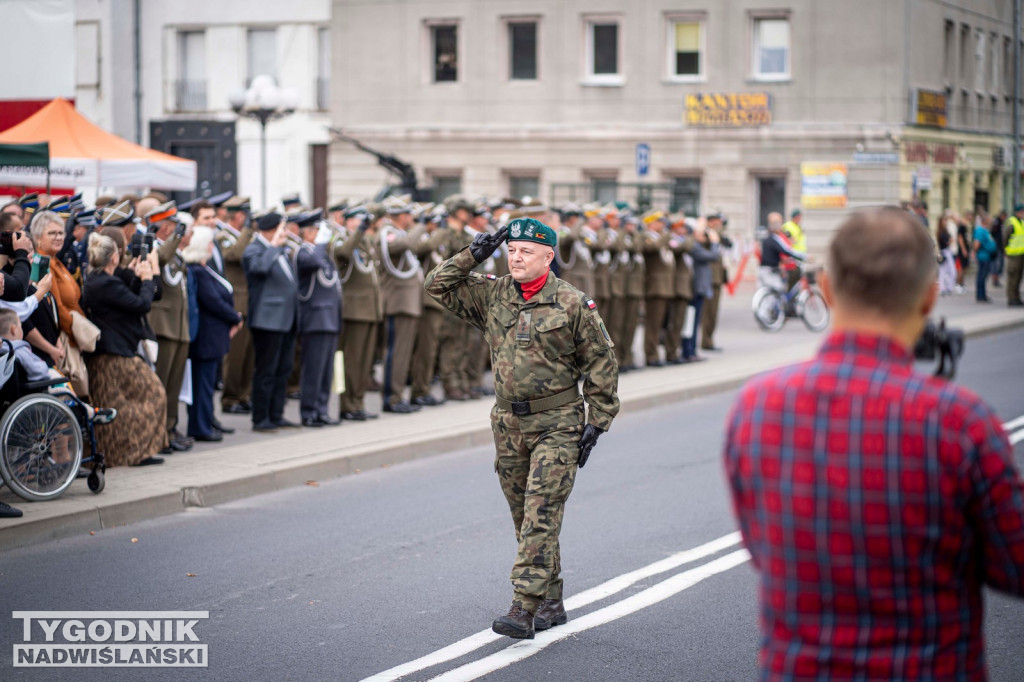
[
  {"left": 87, "top": 469, "right": 104, "bottom": 494},
  {"left": 0, "top": 394, "right": 84, "bottom": 502},
  {"left": 799, "top": 288, "right": 830, "bottom": 332},
  {"left": 752, "top": 288, "right": 786, "bottom": 332}
]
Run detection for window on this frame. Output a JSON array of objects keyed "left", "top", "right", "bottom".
[
  {"left": 669, "top": 177, "right": 701, "bottom": 216},
  {"left": 943, "top": 21, "right": 955, "bottom": 85},
  {"left": 177, "top": 30, "right": 206, "bottom": 111},
  {"left": 584, "top": 17, "right": 622, "bottom": 83},
  {"left": 755, "top": 176, "right": 786, "bottom": 231},
  {"left": 991, "top": 32, "right": 999, "bottom": 95},
  {"left": 317, "top": 27, "right": 330, "bottom": 110},
  {"left": 247, "top": 28, "right": 276, "bottom": 84},
  {"left": 585, "top": 172, "right": 618, "bottom": 204},
  {"left": 1004, "top": 37, "right": 1013, "bottom": 97},
  {"left": 509, "top": 21, "right": 537, "bottom": 80},
  {"left": 508, "top": 174, "right": 540, "bottom": 200},
  {"left": 668, "top": 18, "right": 703, "bottom": 79},
  {"left": 752, "top": 16, "right": 790, "bottom": 80},
  {"left": 975, "top": 30, "right": 986, "bottom": 91},
  {"left": 960, "top": 24, "right": 970, "bottom": 85},
  {"left": 431, "top": 24, "right": 458, "bottom": 82},
  {"left": 431, "top": 174, "right": 462, "bottom": 201}
]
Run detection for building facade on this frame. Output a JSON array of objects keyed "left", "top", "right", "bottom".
[
  {"left": 329, "top": 0, "right": 1020, "bottom": 249},
  {"left": 73, "top": 0, "right": 331, "bottom": 208}
]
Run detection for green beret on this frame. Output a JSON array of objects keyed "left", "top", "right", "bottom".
[{"left": 506, "top": 217, "right": 557, "bottom": 248}]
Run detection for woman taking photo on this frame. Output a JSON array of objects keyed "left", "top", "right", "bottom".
[
  {"left": 183, "top": 227, "right": 242, "bottom": 442},
  {"left": 81, "top": 233, "right": 168, "bottom": 466}
]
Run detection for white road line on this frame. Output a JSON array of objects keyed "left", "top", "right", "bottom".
[
  {"left": 1011, "top": 430, "right": 1024, "bottom": 446},
  {"left": 359, "top": 531, "right": 742, "bottom": 682},
  {"left": 428, "top": 549, "right": 752, "bottom": 682},
  {"left": 1003, "top": 416, "right": 1024, "bottom": 433}
]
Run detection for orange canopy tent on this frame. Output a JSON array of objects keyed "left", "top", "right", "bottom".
[{"left": 0, "top": 98, "right": 196, "bottom": 190}]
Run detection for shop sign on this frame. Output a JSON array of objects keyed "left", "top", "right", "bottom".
[
  {"left": 913, "top": 89, "right": 948, "bottom": 128},
  {"left": 800, "top": 162, "right": 848, "bottom": 209},
  {"left": 932, "top": 144, "right": 957, "bottom": 164},
  {"left": 904, "top": 142, "right": 928, "bottom": 163},
  {"left": 684, "top": 93, "right": 772, "bottom": 127}
]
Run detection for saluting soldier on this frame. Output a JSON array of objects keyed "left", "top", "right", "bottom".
[
  {"left": 436, "top": 196, "right": 477, "bottom": 401},
  {"left": 425, "top": 217, "right": 619, "bottom": 640},
  {"left": 701, "top": 212, "right": 730, "bottom": 352},
  {"left": 665, "top": 215, "right": 695, "bottom": 365},
  {"left": 618, "top": 213, "right": 645, "bottom": 371},
  {"left": 641, "top": 211, "right": 675, "bottom": 367},
  {"left": 294, "top": 209, "right": 343, "bottom": 427},
  {"left": 331, "top": 206, "right": 382, "bottom": 421},
  {"left": 219, "top": 196, "right": 256, "bottom": 414},
  {"left": 144, "top": 200, "right": 194, "bottom": 452},
  {"left": 588, "top": 206, "right": 614, "bottom": 315},
  {"left": 410, "top": 205, "right": 453, "bottom": 407},
  {"left": 555, "top": 204, "right": 595, "bottom": 297}
]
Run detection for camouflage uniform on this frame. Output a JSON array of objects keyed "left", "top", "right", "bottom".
[{"left": 425, "top": 246, "right": 620, "bottom": 613}]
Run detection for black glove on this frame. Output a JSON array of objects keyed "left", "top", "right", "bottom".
[
  {"left": 358, "top": 215, "right": 372, "bottom": 232},
  {"left": 469, "top": 226, "right": 507, "bottom": 263},
  {"left": 577, "top": 424, "right": 604, "bottom": 468}
]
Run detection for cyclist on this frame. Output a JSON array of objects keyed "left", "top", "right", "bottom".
[{"left": 759, "top": 212, "right": 807, "bottom": 306}]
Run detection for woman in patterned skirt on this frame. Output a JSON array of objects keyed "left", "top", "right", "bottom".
[{"left": 81, "top": 234, "right": 168, "bottom": 466}]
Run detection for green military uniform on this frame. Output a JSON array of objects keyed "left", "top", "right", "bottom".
[
  {"left": 641, "top": 218, "right": 675, "bottom": 365},
  {"left": 701, "top": 224, "right": 729, "bottom": 350},
  {"left": 666, "top": 229, "right": 694, "bottom": 364},
  {"left": 618, "top": 226, "right": 645, "bottom": 369},
  {"left": 219, "top": 222, "right": 256, "bottom": 409},
  {"left": 425, "top": 244, "right": 619, "bottom": 614},
  {"left": 438, "top": 224, "right": 476, "bottom": 399},
  {"left": 411, "top": 219, "right": 456, "bottom": 403},
  {"left": 331, "top": 225, "right": 383, "bottom": 416},
  {"left": 151, "top": 232, "right": 189, "bottom": 437}
]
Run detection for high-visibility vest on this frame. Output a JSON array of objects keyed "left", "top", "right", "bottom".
[
  {"left": 1008, "top": 216, "right": 1024, "bottom": 256},
  {"left": 783, "top": 220, "right": 806, "bottom": 253}
]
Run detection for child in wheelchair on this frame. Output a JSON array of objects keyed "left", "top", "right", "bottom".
[{"left": 0, "top": 308, "right": 115, "bottom": 425}]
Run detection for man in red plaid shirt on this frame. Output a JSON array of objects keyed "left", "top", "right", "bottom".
[{"left": 725, "top": 207, "right": 1024, "bottom": 680}]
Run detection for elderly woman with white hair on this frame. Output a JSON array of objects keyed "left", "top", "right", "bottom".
[{"left": 183, "top": 226, "right": 242, "bottom": 442}]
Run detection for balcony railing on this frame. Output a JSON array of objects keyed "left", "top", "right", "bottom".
[
  {"left": 174, "top": 79, "right": 207, "bottom": 112},
  {"left": 316, "top": 77, "right": 330, "bottom": 110}
]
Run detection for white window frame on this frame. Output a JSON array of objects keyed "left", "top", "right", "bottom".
[
  {"left": 247, "top": 27, "right": 277, "bottom": 85},
  {"left": 583, "top": 14, "right": 624, "bottom": 86},
  {"left": 665, "top": 13, "right": 706, "bottom": 83},
  {"left": 750, "top": 12, "right": 791, "bottom": 82},
  {"left": 424, "top": 19, "right": 461, "bottom": 85},
  {"left": 503, "top": 16, "right": 541, "bottom": 82}
]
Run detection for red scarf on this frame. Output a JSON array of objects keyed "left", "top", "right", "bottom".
[{"left": 519, "top": 271, "right": 548, "bottom": 301}]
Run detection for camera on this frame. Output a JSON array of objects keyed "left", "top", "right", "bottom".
[
  {"left": 0, "top": 231, "right": 20, "bottom": 257},
  {"left": 129, "top": 232, "right": 150, "bottom": 260},
  {"left": 914, "top": 318, "right": 964, "bottom": 379}
]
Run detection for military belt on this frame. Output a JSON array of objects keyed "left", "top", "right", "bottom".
[{"left": 495, "top": 386, "right": 580, "bottom": 416}]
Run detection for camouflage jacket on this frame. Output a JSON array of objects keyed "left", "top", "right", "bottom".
[{"left": 425, "top": 247, "right": 620, "bottom": 433}]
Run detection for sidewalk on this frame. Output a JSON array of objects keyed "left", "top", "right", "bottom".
[{"left": 2, "top": 279, "right": 1021, "bottom": 551}]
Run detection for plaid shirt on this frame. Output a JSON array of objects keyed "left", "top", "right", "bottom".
[{"left": 725, "top": 331, "right": 1024, "bottom": 680}]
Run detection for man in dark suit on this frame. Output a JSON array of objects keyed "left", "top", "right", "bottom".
[
  {"left": 295, "top": 210, "right": 343, "bottom": 427},
  {"left": 243, "top": 212, "right": 300, "bottom": 433}
]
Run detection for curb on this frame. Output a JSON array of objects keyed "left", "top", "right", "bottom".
[{"left": 3, "top": 314, "right": 1022, "bottom": 552}]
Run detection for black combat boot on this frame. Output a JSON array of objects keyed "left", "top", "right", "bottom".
[
  {"left": 533, "top": 599, "right": 568, "bottom": 631},
  {"left": 491, "top": 602, "right": 534, "bottom": 639}
]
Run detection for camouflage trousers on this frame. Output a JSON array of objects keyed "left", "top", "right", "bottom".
[{"left": 492, "top": 413, "right": 581, "bottom": 614}]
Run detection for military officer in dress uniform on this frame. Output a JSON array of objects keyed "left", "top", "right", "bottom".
[
  {"left": 665, "top": 215, "right": 695, "bottom": 365},
  {"left": 701, "top": 212, "right": 730, "bottom": 352},
  {"left": 641, "top": 211, "right": 675, "bottom": 367},
  {"left": 555, "top": 204, "right": 596, "bottom": 297},
  {"left": 437, "top": 196, "right": 477, "bottom": 401},
  {"left": 145, "top": 201, "right": 194, "bottom": 452},
  {"left": 294, "top": 209, "right": 343, "bottom": 427},
  {"left": 425, "top": 217, "right": 619, "bottom": 641},
  {"left": 219, "top": 196, "right": 256, "bottom": 414},
  {"left": 331, "top": 206, "right": 382, "bottom": 421},
  {"left": 588, "top": 206, "right": 614, "bottom": 315},
  {"left": 618, "top": 213, "right": 645, "bottom": 371},
  {"left": 410, "top": 205, "right": 453, "bottom": 407}
]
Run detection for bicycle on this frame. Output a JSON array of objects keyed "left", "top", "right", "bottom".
[{"left": 752, "top": 264, "right": 830, "bottom": 333}]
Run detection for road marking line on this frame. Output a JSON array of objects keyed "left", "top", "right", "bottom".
[
  {"left": 1011, "top": 430, "right": 1024, "bottom": 446},
  {"left": 360, "top": 531, "right": 742, "bottom": 682},
  {"left": 427, "top": 549, "right": 752, "bottom": 682},
  {"left": 1003, "top": 416, "right": 1024, "bottom": 433}
]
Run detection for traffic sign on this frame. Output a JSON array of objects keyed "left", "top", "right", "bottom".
[{"left": 636, "top": 143, "right": 650, "bottom": 177}]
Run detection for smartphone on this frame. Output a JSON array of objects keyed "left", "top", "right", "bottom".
[{"left": 30, "top": 254, "right": 50, "bottom": 282}]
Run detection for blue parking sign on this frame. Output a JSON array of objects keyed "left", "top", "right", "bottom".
[{"left": 636, "top": 143, "right": 650, "bottom": 177}]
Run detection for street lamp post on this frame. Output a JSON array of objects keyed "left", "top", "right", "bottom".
[{"left": 229, "top": 75, "right": 299, "bottom": 210}]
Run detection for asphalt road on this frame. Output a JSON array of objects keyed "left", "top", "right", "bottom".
[{"left": 2, "top": 328, "right": 1023, "bottom": 681}]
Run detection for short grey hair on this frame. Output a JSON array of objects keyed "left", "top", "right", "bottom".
[
  {"left": 182, "top": 226, "right": 215, "bottom": 264},
  {"left": 28, "top": 210, "right": 63, "bottom": 245}
]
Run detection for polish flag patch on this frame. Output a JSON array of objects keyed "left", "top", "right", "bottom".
[
  {"left": 486, "top": 274, "right": 497, "bottom": 280},
  {"left": 586, "top": 298, "right": 596, "bottom": 310}
]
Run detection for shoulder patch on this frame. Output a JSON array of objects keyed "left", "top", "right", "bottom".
[
  {"left": 486, "top": 274, "right": 497, "bottom": 280},
  {"left": 586, "top": 298, "right": 596, "bottom": 310}
]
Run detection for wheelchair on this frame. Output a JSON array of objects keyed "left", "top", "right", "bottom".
[{"left": 0, "top": 340, "right": 107, "bottom": 502}]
